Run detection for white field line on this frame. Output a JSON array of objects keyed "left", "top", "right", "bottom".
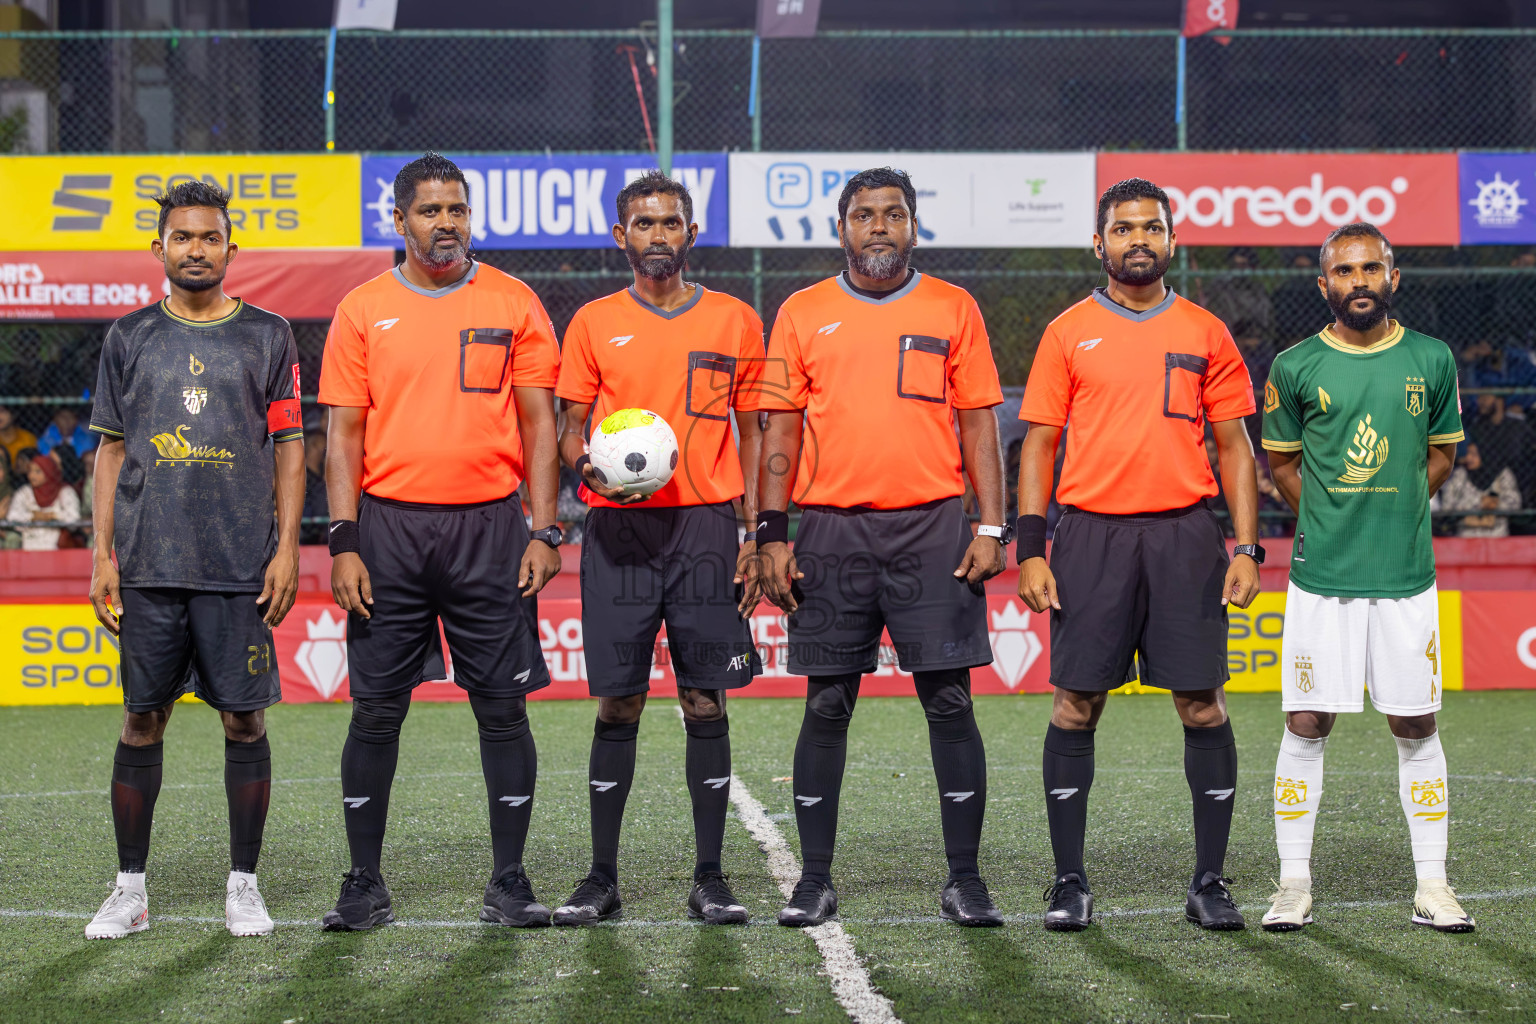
[
  {"left": 672, "top": 706, "right": 902, "bottom": 1024},
  {"left": 5, "top": 885, "right": 1533, "bottom": 931}
]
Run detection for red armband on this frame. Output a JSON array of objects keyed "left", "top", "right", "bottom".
[{"left": 267, "top": 398, "right": 301, "bottom": 434}]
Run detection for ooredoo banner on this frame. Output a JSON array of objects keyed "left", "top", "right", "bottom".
[
  {"left": 1460, "top": 591, "right": 1536, "bottom": 689},
  {"left": 1096, "top": 152, "right": 1460, "bottom": 246}
]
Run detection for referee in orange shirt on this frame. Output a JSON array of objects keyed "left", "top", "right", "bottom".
[
  {"left": 1018, "top": 177, "right": 1261, "bottom": 932},
  {"left": 319, "top": 153, "right": 564, "bottom": 930},
  {"left": 747, "top": 167, "right": 1010, "bottom": 928}
]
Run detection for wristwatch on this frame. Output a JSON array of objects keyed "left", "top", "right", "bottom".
[
  {"left": 977, "top": 522, "right": 1016, "bottom": 545},
  {"left": 1234, "top": 543, "right": 1266, "bottom": 564},
  {"left": 530, "top": 525, "right": 565, "bottom": 549}
]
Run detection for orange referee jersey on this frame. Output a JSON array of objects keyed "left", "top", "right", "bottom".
[
  {"left": 1019, "top": 288, "right": 1255, "bottom": 515},
  {"left": 740, "top": 272, "right": 1003, "bottom": 509},
  {"left": 319, "top": 262, "right": 561, "bottom": 504},
  {"left": 557, "top": 285, "right": 764, "bottom": 508}
]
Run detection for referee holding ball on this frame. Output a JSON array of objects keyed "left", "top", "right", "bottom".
[
  {"left": 1018, "top": 177, "right": 1261, "bottom": 933},
  {"left": 748, "top": 167, "right": 1010, "bottom": 928}
]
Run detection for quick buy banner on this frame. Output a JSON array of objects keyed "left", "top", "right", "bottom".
[
  {"left": 360, "top": 154, "right": 729, "bottom": 249},
  {"left": 728, "top": 152, "right": 1097, "bottom": 248}
]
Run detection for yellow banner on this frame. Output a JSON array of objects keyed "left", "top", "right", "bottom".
[
  {"left": 1115, "top": 589, "right": 1464, "bottom": 694},
  {"left": 0, "top": 604, "right": 125, "bottom": 705},
  {"left": 0, "top": 154, "right": 361, "bottom": 250}
]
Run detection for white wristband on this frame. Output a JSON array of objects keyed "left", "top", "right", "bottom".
[{"left": 977, "top": 524, "right": 1006, "bottom": 540}]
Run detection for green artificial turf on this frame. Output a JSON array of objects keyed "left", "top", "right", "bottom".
[{"left": 1, "top": 692, "right": 1531, "bottom": 1024}]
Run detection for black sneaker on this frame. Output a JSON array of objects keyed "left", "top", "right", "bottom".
[
  {"left": 688, "top": 871, "right": 749, "bottom": 925},
  {"left": 322, "top": 867, "right": 394, "bottom": 931},
  {"left": 1043, "top": 873, "right": 1093, "bottom": 932},
  {"left": 480, "top": 866, "right": 551, "bottom": 928},
  {"left": 1186, "top": 873, "right": 1245, "bottom": 931},
  {"left": 777, "top": 877, "right": 837, "bottom": 927},
  {"left": 552, "top": 872, "right": 622, "bottom": 926},
  {"left": 940, "top": 875, "right": 1004, "bottom": 927}
]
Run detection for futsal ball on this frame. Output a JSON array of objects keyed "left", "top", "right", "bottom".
[{"left": 587, "top": 407, "right": 679, "bottom": 496}]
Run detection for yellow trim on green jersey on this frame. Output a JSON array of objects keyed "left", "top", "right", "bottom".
[
  {"left": 1261, "top": 439, "right": 1304, "bottom": 452},
  {"left": 1318, "top": 320, "right": 1404, "bottom": 355},
  {"left": 1428, "top": 430, "right": 1466, "bottom": 445},
  {"left": 159, "top": 298, "right": 244, "bottom": 327}
]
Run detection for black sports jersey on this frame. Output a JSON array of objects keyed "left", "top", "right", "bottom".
[{"left": 90, "top": 300, "right": 303, "bottom": 591}]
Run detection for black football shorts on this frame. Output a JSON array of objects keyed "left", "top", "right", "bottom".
[
  {"left": 581, "top": 501, "right": 760, "bottom": 697},
  {"left": 119, "top": 586, "right": 282, "bottom": 714},
  {"left": 786, "top": 497, "right": 992, "bottom": 676},
  {"left": 346, "top": 492, "right": 550, "bottom": 700},
  {"left": 1047, "top": 502, "right": 1231, "bottom": 692}
]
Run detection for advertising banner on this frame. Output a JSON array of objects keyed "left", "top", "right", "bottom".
[
  {"left": 0, "top": 249, "right": 393, "bottom": 322},
  {"left": 0, "top": 590, "right": 1473, "bottom": 705},
  {"left": 1095, "top": 152, "right": 1460, "bottom": 246},
  {"left": 1458, "top": 152, "right": 1536, "bottom": 246},
  {"left": 728, "top": 152, "right": 1097, "bottom": 248},
  {"left": 359, "top": 154, "right": 729, "bottom": 250},
  {"left": 0, "top": 155, "right": 361, "bottom": 251}
]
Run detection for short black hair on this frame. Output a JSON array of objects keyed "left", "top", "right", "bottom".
[
  {"left": 615, "top": 170, "right": 693, "bottom": 227},
  {"left": 1319, "top": 222, "right": 1394, "bottom": 270},
  {"left": 155, "top": 180, "right": 232, "bottom": 238},
  {"left": 394, "top": 152, "right": 468, "bottom": 212},
  {"left": 1096, "top": 177, "right": 1171, "bottom": 237},
  {"left": 838, "top": 167, "right": 917, "bottom": 224}
]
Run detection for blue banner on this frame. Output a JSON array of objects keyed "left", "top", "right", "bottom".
[
  {"left": 360, "top": 153, "right": 728, "bottom": 249},
  {"left": 1459, "top": 152, "right": 1536, "bottom": 245}
]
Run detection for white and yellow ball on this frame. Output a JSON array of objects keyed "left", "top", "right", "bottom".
[{"left": 587, "top": 407, "right": 679, "bottom": 497}]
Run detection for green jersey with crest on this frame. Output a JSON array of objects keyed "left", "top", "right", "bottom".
[{"left": 1261, "top": 322, "right": 1463, "bottom": 599}]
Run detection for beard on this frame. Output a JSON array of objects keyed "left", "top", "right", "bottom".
[
  {"left": 410, "top": 228, "right": 468, "bottom": 270},
  {"left": 1102, "top": 244, "right": 1171, "bottom": 286},
  {"left": 626, "top": 239, "right": 691, "bottom": 281},
  {"left": 166, "top": 262, "right": 224, "bottom": 292},
  {"left": 1327, "top": 283, "right": 1393, "bottom": 331},
  {"left": 844, "top": 235, "right": 915, "bottom": 281}
]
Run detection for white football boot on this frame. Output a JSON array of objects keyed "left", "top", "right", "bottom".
[
  {"left": 85, "top": 880, "right": 149, "bottom": 939},
  {"left": 225, "top": 873, "right": 275, "bottom": 937},
  {"left": 1261, "top": 879, "right": 1314, "bottom": 931},
  {"left": 1413, "top": 881, "right": 1475, "bottom": 933}
]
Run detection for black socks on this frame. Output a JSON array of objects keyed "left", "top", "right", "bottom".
[
  {"left": 588, "top": 718, "right": 639, "bottom": 884},
  {"left": 915, "top": 671, "right": 987, "bottom": 881},
  {"left": 1184, "top": 719, "right": 1238, "bottom": 888},
  {"left": 469, "top": 694, "right": 538, "bottom": 879},
  {"left": 792, "top": 675, "right": 859, "bottom": 881},
  {"left": 1042, "top": 723, "right": 1095, "bottom": 884},
  {"left": 339, "top": 696, "right": 409, "bottom": 877},
  {"left": 225, "top": 736, "right": 271, "bottom": 873},
  {"left": 684, "top": 715, "right": 731, "bottom": 878},
  {"left": 112, "top": 740, "right": 164, "bottom": 874}
]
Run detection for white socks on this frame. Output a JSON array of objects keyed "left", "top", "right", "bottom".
[
  {"left": 228, "top": 870, "right": 258, "bottom": 891},
  {"left": 1396, "top": 732, "right": 1449, "bottom": 881},
  {"left": 116, "top": 871, "right": 146, "bottom": 891},
  {"left": 1272, "top": 729, "right": 1327, "bottom": 881}
]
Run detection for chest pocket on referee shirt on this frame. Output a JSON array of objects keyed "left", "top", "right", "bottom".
[
  {"left": 460, "top": 328, "right": 513, "bottom": 393},
  {"left": 897, "top": 335, "right": 950, "bottom": 404},
  {"left": 1163, "top": 352, "right": 1209, "bottom": 423},
  {"left": 686, "top": 351, "right": 737, "bottom": 422}
]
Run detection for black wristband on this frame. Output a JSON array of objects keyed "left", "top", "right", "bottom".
[
  {"left": 575, "top": 453, "right": 591, "bottom": 475},
  {"left": 756, "top": 509, "right": 789, "bottom": 545},
  {"left": 1016, "top": 514, "right": 1047, "bottom": 563},
  {"left": 328, "top": 519, "right": 360, "bottom": 556}
]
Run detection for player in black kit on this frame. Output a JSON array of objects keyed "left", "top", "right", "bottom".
[{"left": 83, "top": 181, "right": 305, "bottom": 940}]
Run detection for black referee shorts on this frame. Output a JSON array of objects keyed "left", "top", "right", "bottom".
[
  {"left": 786, "top": 497, "right": 992, "bottom": 676},
  {"left": 1047, "top": 502, "right": 1230, "bottom": 693},
  {"left": 119, "top": 587, "right": 282, "bottom": 714},
  {"left": 346, "top": 492, "right": 550, "bottom": 700},
  {"left": 581, "top": 501, "right": 760, "bottom": 697}
]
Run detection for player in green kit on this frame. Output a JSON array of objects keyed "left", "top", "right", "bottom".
[{"left": 1259, "top": 223, "right": 1474, "bottom": 933}]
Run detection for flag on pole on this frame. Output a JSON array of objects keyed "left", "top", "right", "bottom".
[
  {"left": 757, "top": 0, "right": 822, "bottom": 39},
  {"left": 334, "top": 0, "right": 397, "bottom": 30},
  {"left": 1182, "top": 0, "right": 1238, "bottom": 37}
]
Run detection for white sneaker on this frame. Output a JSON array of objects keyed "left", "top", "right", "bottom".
[
  {"left": 226, "top": 875, "right": 275, "bottom": 937},
  {"left": 1261, "top": 879, "right": 1314, "bottom": 932},
  {"left": 85, "top": 885, "right": 149, "bottom": 939},
  {"left": 1413, "top": 881, "right": 1475, "bottom": 933}
]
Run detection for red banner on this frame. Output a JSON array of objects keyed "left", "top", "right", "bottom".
[
  {"left": 0, "top": 249, "right": 392, "bottom": 322},
  {"left": 1096, "top": 152, "right": 1460, "bottom": 246},
  {"left": 1183, "top": 0, "right": 1238, "bottom": 37},
  {"left": 1460, "top": 591, "right": 1536, "bottom": 690},
  {"left": 270, "top": 595, "right": 1053, "bottom": 704}
]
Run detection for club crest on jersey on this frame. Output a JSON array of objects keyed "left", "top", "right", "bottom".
[
  {"left": 182, "top": 387, "right": 207, "bottom": 415},
  {"left": 1295, "top": 655, "right": 1314, "bottom": 693},
  {"left": 1275, "top": 776, "right": 1308, "bottom": 806},
  {"left": 1339, "top": 414, "right": 1389, "bottom": 484},
  {"left": 1411, "top": 777, "right": 1446, "bottom": 808},
  {"left": 1264, "top": 380, "right": 1279, "bottom": 414},
  {"left": 1406, "top": 377, "right": 1425, "bottom": 416}
]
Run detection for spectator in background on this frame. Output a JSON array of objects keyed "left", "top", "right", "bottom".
[
  {"left": 11, "top": 446, "right": 37, "bottom": 492},
  {"left": 80, "top": 447, "right": 96, "bottom": 513},
  {"left": 0, "top": 405, "right": 37, "bottom": 464},
  {"left": 300, "top": 429, "right": 328, "bottom": 546},
  {"left": 0, "top": 448, "right": 12, "bottom": 539},
  {"left": 1274, "top": 250, "right": 1326, "bottom": 347},
  {"left": 1231, "top": 320, "right": 1278, "bottom": 388},
  {"left": 7, "top": 452, "right": 80, "bottom": 550},
  {"left": 37, "top": 406, "right": 97, "bottom": 457},
  {"left": 1435, "top": 442, "right": 1520, "bottom": 538},
  {"left": 1465, "top": 393, "right": 1532, "bottom": 491},
  {"left": 1201, "top": 247, "right": 1276, "bottom": 350},
  {"left": 53, "top": 445, "right": 86, "bottom": 498}
]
